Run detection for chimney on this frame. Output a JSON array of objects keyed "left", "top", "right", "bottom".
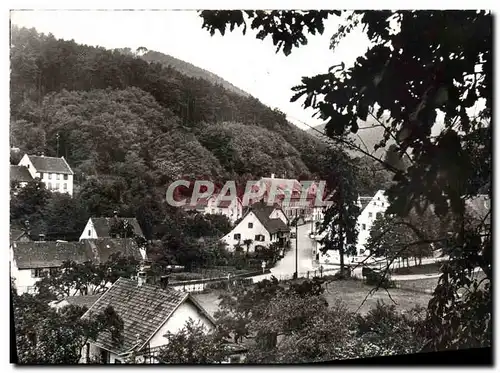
[
  {"left": 38, "top": 234, "right": 45, "bottom": 242},
  {"left": 271, "top": 173, "right": 275, "bottom": 179},
  {"left": 160, "top": 275, "right": 169, "bottom": 289},
  {"left": 137, "top": 266, "right": 147, "bottom": 287}
]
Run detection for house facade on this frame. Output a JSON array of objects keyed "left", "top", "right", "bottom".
[
  {"left": 80, "top": 277, "right": 218, "bottom": 364},
  {"left": 10, "top": 238, "right": 145, "bottom": 295},
  {"left": 253, "top": 175, "right": 323, "bottom": 221},
  {"left": 183, "top": 195, "right": 243, "bottom": 224},
  {"left": 312, "top": 190, "right": 389, "bottom": 264},
  {"left": 356, "top": 190, "right": 389, "bottom": 256},
  {"left": 79, "top": 216, "right": 144, "bottom": 241},
  {"left": 17, "top": 154, "right": 75, "bottom": 196},
  {"left": 221, "top": 202, "right": 290, "bottom": 253}
]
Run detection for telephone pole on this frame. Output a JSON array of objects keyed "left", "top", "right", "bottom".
[
  {"left": 56, "top": 133, "right": 60, "bottom": 157},
  {"left": 294, "top": 209, "right": 299, "bottom": 279}
]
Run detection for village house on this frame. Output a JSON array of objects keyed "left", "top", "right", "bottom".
[
  {"left": 253, "top": 175, "right": 323, "bottom": 221},
  {"left": 79, "top": 214, "right": 144, "bottom": 241},
  {"left": 355, "top": 190, "right": 389, "bottom": 256},
  {"left": 10, "top": 165, "right": 34, "bottom": 190},
  {"left": 79, "top": 277, "right": 245, "bottom": 364},
  {"left": 10, "top": 237, "right": 145, "bottom": 295},
  {"left": 313, "top": 190, "right": 389, "bottom": 265},
  {"left": 221, "top": 202, "right": 290, "bottom": 253},
  {"left": 182, "top": 195, "right": 243, "bottom": 224},
  {"left": 16, "top": 153, "right": 75, "bottom": 196}
]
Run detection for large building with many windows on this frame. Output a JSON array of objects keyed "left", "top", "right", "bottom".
[{"left": 14, "top": 153, "right": 74, "bottom": 196}]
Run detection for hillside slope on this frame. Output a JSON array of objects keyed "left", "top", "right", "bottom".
[
  {"left": 141, "top": 50, "right": 250, "bottom": 98},
  {"left": 9, "top": 25, "right": 331, "bottom": 186},
  {"left": 307, "top": 118, "right": 390, "bottom": 159}
]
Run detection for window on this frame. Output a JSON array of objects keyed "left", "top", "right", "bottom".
[
  {"left": 248, "top": 222, "right": 253, "bottom": 229},
  {"left": 55, "top": 183, "right": 60, "bottom": 190},
  {"left": 234, "top": 233, "right": 241, "bottom": 240},
  {"left": 362, "top": 224, "right": 366, "bottom": 230},
  {"left": 255, "top": 234, "right": 265, "bottom": 242},
  {"left": 64, "top": 174, "right": 68, "bottom": 180},
  {"left": 88, "top": 229, "right": 91, "bottom": 236},
  {"left": 378, "top": 197, "right": 380, "bottom": 200},
  {"left": 48, "top": 173, "right": 52, "bottom": 180},
  {"left": 39, "top": 172, "right": 44, "bottom": 179},
  {"left": 47, "top": 182, "right": 52, "bottom": 190},
  {"left": 63, "top": 183, "right": 67, "bottom": 190},
  {"left": 381, "top": 202, "right": 384, "bottom": 207},
  {"left": 100, "top": 349, "right": 109, "bottom": 364},
  {"left": 31, "top": 268, "right": 43, "bottom": 278},
  {"left": 56, "top": 173, "right": 60, "bottom": 180},
  {"left": 368, "top": 212, "right": 373, "bottom": 218},
  {"left": 376, "top": 212, "right": 382, "bottom": 219},
  {"left": 49, "top": 268, "right": 58, "bottom": 276}
]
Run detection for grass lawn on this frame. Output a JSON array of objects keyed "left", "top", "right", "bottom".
[
  {"left": 392, "top": 261, "right": 444, "bottom": 276},
  {"left": 395, "top": 270, "right": 488, "bottom": 294},
  {"left": 322, "top": 279, "right": 431, "bottom": 314},
  {"left": 192, "top": 290, "right": 224, "bottom": 317},
  {"left": 193, "top": 280, "right": 432, "bottom": 317}
]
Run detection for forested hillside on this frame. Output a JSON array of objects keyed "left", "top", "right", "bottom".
[
  {"left": 141, "top": 50, "right": 250, "bottom": 98},
  {"left": 11, "top": 26, "right": 335, "bottom": 180},
  {"left": 9, "top": 26, "right": 388, "bottom": 242}
]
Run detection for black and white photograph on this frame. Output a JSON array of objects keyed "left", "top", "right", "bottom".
[{"left": 7, "top": 5, "right": 492, "bottom": 365}]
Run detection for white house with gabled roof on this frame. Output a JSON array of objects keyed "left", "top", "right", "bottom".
[
  {"left": 18, "top": 153, "right": 74, "bottom": 196},
  {"left": 221, "top": 202, "right": 290, "bottom": 253}
]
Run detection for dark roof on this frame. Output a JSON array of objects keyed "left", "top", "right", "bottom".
[
  {"left": 10, "top": 228, "right": 29, "bottom": 242},
  {"left": 61, "top": 295, "right": 102, "bottom": 308},
  {"left": 82, "top": 278, "right": 215, "bottom": 355},
  {"left": 249, "top": 202, "right": 290, "bottom": 234},
  {"left": 27, "top": 155, "right": 74, "bottom": 174},
  {"left": 85, "top": 238, "right": 144, "bottom": 262},
  {"left": 10, "top": 165, "right": 33, "bottom": 182},
  {"left": 90, "top": 217, "right": 144, "bottom": 238},
  {"left": 11, "top": 238, "right": 143, "bottom": 269}
]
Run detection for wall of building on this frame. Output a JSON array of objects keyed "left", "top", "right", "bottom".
[
  {"left": 148, "top": 299, "right": 214, "bottom": 348},
  {"left": 79, "top": 219, "right": 98, "bottom": 240},
  {"left": 18, "top": 155, "right": 74, "bottom": 196},
  {"left": 269, "top": 209, "right": 288, "bottom": 224},
  {"left": 356, "top": 190, "right": 389, "bottom": 255},
  {"left": 203, "top": 197, "right": 242, "bottom": 224},
  {"left": 10, "top": 246, "right": 39, "bottom": 294},
  {"left": 222, "top": 212, "right": 275, "bottom": 252}
]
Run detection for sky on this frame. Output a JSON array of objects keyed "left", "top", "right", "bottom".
[{"left": 10, "top": 10, "right": 371, "bottom": 130}]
